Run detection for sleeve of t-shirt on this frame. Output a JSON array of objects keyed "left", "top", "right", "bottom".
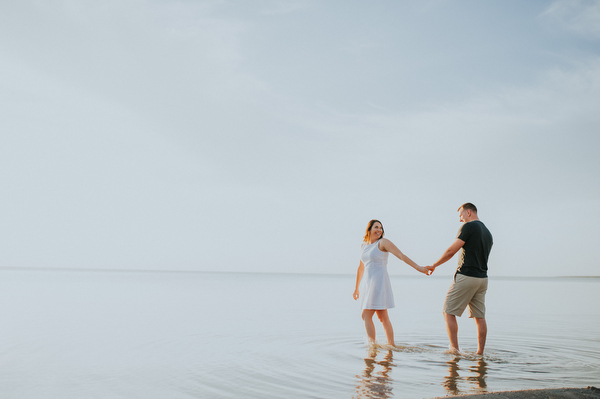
[{"left": 457, "top": 223, "right": 472, "bottom": 242}]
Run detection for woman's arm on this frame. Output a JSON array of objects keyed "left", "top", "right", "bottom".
[
  {"left": 379, "top": 238, "right": 428, "bottom": 275},
  {"left": 353, "top": 261, "right": 364, "bottom": 300}
]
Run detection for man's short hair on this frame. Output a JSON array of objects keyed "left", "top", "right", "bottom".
[{"left": 458, "top": 202, "right": 478, "bottom": 213}]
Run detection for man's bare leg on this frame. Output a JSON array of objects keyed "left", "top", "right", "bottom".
[
  {"left": 444, "top": 312, "right": 459, "bottom": 353},
  {"left": 474, "top": 317, "right": 487, "bottom": 355}
]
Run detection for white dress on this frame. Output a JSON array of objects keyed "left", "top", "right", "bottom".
[{"left": 360, "top": 240, "right": 395, "bottom": 310}]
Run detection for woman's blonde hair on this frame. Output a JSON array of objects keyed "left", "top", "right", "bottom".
[{"left": 363, "top": 219, "right": 384, "bottom": 242}]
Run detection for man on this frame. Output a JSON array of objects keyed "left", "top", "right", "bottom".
[{"left": 427, "top": 203, "right": 493, "bottom": 355}]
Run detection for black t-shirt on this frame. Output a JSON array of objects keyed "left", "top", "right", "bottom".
[{"left": 456, "top": 220, "right": 493, "bottom": 278}]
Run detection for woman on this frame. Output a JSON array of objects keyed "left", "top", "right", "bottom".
[{"left": 353, "top": 219, "right": 428, "bottom": 346}]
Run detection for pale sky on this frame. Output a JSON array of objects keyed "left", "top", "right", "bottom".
[{"left": 1, "top": 0, "right": 599, "bottom": 277}]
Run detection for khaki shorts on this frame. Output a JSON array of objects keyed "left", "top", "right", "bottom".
[{"left": 443, "top": 274, "right": 488, "bottom": 318}]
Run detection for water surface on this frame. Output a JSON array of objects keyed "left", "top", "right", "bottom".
[{"left": 0, "top": 270, "right": 598, "bottom": 398}]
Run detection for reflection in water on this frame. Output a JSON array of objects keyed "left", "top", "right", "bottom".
[
  {"left": 354, "top": 348, "right": 395, "bottom": 398},
  {"left": 444, "top": 356, "right": 488, "bottom": 396}
]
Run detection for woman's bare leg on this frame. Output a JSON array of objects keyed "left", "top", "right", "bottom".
[
  {"left": 376, "top": 310, "right": 395, "bottom": 345},
  {"left": 362, "top": 309, "right": 377, "bottom": 343}
]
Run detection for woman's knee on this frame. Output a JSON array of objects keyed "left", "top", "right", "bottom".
[
  {"left": 376, "top": 310, "right": 389, "bottom": 322},
  {"left": 362, "top": 310, "right": 375, "bottom": 321}
]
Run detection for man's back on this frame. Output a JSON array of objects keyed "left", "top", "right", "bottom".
[{"left": 456, "top": 220, "right": 493, "bottom": 278}]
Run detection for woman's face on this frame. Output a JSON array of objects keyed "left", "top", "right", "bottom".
[{"left": 370, "top": 222, "right": 383, "bottom": 240}]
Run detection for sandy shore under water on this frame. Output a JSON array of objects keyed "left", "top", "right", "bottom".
[{"left": 436, "top": 386, "right": 600, "bottom": 398}]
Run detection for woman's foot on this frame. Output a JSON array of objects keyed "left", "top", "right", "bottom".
[{"left": 445, "top": 346, "right": 462, "bottom": 355}]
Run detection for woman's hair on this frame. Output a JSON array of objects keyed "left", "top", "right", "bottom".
[{"left": 363, "top": 219, "right": 384, "bottom": 242}]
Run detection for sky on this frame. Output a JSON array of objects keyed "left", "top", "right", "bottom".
[{"left": 1, "top": 0, "right": 599, "bottom": 277}]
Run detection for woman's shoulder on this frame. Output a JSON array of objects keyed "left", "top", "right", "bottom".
[{"left": 378, "top": 238, "right": 394, "bottom": 251}]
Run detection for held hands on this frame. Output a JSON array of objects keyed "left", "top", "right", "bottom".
[
  {"left": 416, "top": 265, "right": 435, "bottom": 275},
  {"left": 425, "top": 265, "right": 437, "bottom": 275},
  {"left": 416, "top": 265, "right": 430, "bottom": 275}
]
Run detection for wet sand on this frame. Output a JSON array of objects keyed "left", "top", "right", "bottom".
[{"left": 437, "top": 386, "right": 600, "bottom": 398}]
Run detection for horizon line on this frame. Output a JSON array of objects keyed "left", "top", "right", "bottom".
[{"left": 0, "top": 266, "right": 598, "bottom": 279}]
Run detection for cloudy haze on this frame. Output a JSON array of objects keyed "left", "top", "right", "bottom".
[{"left": 1, "top": 0, "right": 599, "bottom": 276}]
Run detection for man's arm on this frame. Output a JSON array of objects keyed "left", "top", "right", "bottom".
[{"left": 427, "top": 239, "right": 465, "bottom": 274}]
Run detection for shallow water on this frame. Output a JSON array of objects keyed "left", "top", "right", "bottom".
[{"left": 0, "top": 270, "right": 598, "bottom": 398}]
